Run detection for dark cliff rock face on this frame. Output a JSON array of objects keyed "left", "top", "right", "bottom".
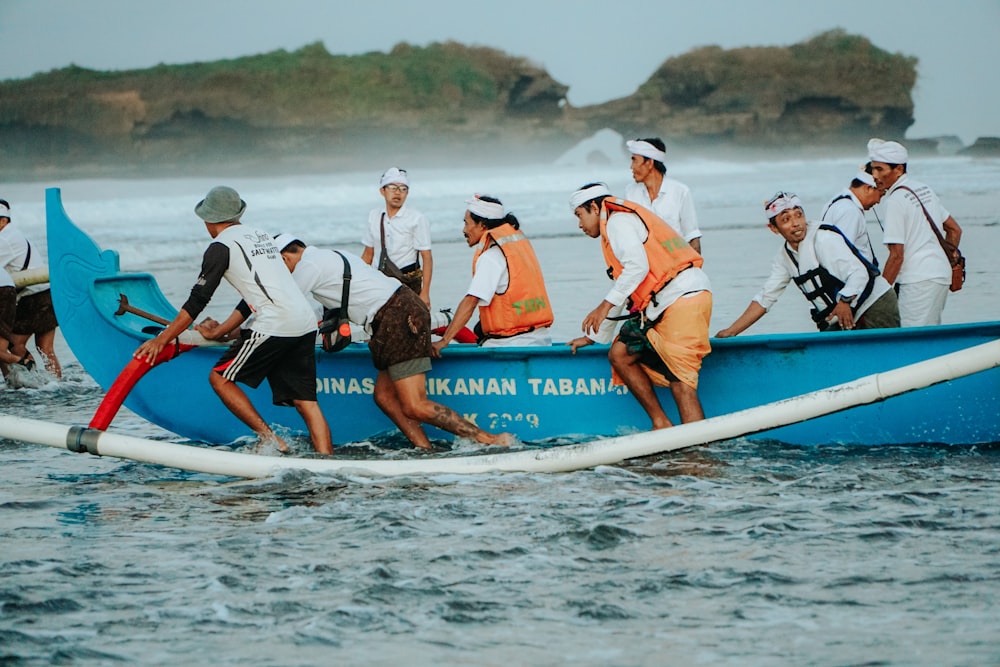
[
  {"left": 0, "top": 31, "right": 916, "bottom": 177},
  {"left": 580, "top": 30, "right": 916, "bottom": 145}
]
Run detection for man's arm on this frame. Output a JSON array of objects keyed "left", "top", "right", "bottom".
[
  {"left": 431, "top": 294, "right": 479, "bottom": 356},
  {"left": 881, "top": 244, "right": 905, "bottom": 285},
  {"left": 418, "top": 249, "right": 432, "bottom": 308},
  {"left": 361, "top": 246, "right": 374, "bottom": 265},
  {"left": 942, "top": 216, "right": 962, "bottom": 247},
  {"left": 715, "top": 301, "right": 767, "bottom": 338}
]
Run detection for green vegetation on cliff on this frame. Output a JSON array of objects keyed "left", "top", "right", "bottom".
[{"left": 0, "top": 31, "right": 917, "bottom": 177}]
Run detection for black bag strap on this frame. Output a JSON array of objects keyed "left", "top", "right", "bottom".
[
  {"left": 334, "top": 250, "right": 351, "bottom": 314},
  {"left": 21, "top": 241, "right": 31, "bottom": 271}
]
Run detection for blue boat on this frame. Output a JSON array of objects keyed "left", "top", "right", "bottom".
[{"left": 46, "top": 188, "right": 1000, "bottom": 447}]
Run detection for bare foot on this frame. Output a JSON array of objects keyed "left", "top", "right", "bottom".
[
  {"left": 256, "top": 433, "right": 290, "bottom": 455},
  {"left": 476, "top": 431, "right": 516, "bottom": 447}
]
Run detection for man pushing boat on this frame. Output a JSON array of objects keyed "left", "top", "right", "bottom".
[
  {"left": 274, "top": 234, "right": 513, "bottom": 450},
  {"left": 567, "top": 183, "right": 713, "bottom": 430},
  {"left": 134, "top": 186, "right": 333, "bottom": 455}
]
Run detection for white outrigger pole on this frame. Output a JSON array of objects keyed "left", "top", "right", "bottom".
[{"left": 2, "top": 340, "right": 999, "bottom": 478}]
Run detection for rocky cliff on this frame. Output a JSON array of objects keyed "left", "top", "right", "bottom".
[{"left": 0, "top": 31, "right": 916, "bottom": 178}]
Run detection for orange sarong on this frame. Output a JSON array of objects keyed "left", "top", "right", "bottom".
[{"left": 612, "top": 290, "right": 712, "bottom": 390}]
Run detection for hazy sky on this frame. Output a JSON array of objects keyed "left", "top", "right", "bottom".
[{"left": 2, "top": 0, "right": 998, "bottom": 144}]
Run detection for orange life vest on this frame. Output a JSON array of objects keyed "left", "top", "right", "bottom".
[
  {"left": 600, "top": 198, "right": 703, "bottom": 312},
  {"left": 473, "top": 223, "right": 554, "bottom": 337}
]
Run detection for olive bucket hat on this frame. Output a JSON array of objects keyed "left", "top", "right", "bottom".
[{"left": 194, "top": 186, "right": 247, "bottom": 223}]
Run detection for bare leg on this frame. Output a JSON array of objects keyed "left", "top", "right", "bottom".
[
  {"left": 373, "top": 371, "right": 433, "bottom": 449},
  {"left": 32, "top": 330, "right": 62, "bottom": 378},
  {"left": 393, "top": 373, "right": 513, "bottom": 446},
  {"left": 608, "top": 340, "right": 673, "bottom": 429},
  {"left": 293, "top": 399, "right": 333, "bottom": 455},
  {"left": 670, "top": 381, "right": 705, "bottom": 423},
  {"left": 209, "top": 371, "right": 288, "bottom": 452}
]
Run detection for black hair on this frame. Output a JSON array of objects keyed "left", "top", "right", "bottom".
[
  {"left": 575, "top": 182, "right": 610, "bottom": 211},
  {"left": 0, "top": 199, "right": 9, "bottom": 210},
  {"left": 637, "top": 137, "right": 667, "bottom": 174},
  {"left": 468, "top": 195, "right": 520, "bottom": 230}
]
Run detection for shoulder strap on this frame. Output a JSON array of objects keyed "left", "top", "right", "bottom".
[
  {"left": 333, "top": 250, "right": 351, "bottom": 312},
  {"left": 821, "top": 194, "right": 853, "bottom": 221},
  {"left": 893, "top": 185, "right": 953, "bottom": 258},
  {"left": 21, "top": 240, "right": 31, "bottom": 271}
]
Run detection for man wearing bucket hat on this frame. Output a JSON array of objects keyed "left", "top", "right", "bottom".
[
  {"left": 715, "top": 192, "right": 899, "bottom": 337},
  {"left": 361, "top": 167, "right": 433, "bottom": 308},
  {"left": 274, "top": 234, "right": 513, "bottom": 450},
  {"left": 567, "top": 182, "right": 712, "bottom": 430},
  {"left": 624, "top": 138, "right": 703, "bottom": 254},
  {"left": 866, "top": 138, "right": 963, "bottom": 327},
  {"left": 820, "top": 169, "right": 883, "bottom": 265},
  {"left": 134, "top": 186, "right": 332, "bottom": 455}
]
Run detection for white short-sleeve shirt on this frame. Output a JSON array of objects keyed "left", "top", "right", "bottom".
[
  {"left": 625, "top": 177, "right": 702, "bottom": 243},
  {"left": 361, "top": 204, "right": 432, "bottom": 269}
]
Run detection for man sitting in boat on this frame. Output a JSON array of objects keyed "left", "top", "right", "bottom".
[
  {"left": 432, "top": 195, "right": 553, "bottom": 351},
  {"left": 567, "top": 182, "right": 713, "bottom": 430},
  {"left": 274, "top": 234, "right": 513, "bottom": 451},
  {"left": 134, "top": 186, "right": 333, "bottom": 455},
  {"left": 715, "top": 192, "right": 900, "bottom": 337},
  {"left": 0, "top": 198, "right": 61, "bottom": 378},
  {"left": 820, "top": 170, "right": 883, "bottom": 266}
]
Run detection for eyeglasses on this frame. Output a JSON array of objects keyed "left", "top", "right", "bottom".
[{"left": 384, "top": 184, "right": 409, "bottom": 193}]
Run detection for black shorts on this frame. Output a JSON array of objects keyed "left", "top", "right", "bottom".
[
  {"left": 213, "top": 330, "right": 318, "bottom": 406},
  {"left": 13, "top": 289, "right": 58, "bottom": 336},
  {"left": 0, "top": 286, "right": 15, "bottom": 342}
]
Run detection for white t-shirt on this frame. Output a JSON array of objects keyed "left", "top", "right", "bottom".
[
  {"left": 291, "top": 246, "right": 401, "bottom": 333},
  {"left": 753, "top": 223, "right": 891, "bottom": 318},
  {"left": 361, "top": 204, "right": 432, "bottom": 268},
  {"left": 214, "top": 226, "right": 317, "bottom": 337},
  {"left": 881, "top": 175, "right": 952, "bottom": 286},
  {"left": 624, "top": 177, "right": 702, "bottom": 243},
  {"left": 821, "top": 189, "right": 877, "bottom": 264},
  {"left": 592, "top": 212, "right": 711, "bottom": 344},
  {"left": 467, "top": 244, "right": 551, "bottom": 346},
  {"left": 0, "top": 224, "right": 47, "bottom": 296}
]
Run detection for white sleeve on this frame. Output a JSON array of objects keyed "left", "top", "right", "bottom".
[
  {"left": 603, "top": 214, "right": 649, "bottom": 307},
  {"left": 466, "top": 247, "right": 507, "bottom": 305}
]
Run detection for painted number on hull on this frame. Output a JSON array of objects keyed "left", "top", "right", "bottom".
[{"left": 464, "top": 412, "right": 540, "bottom": 429}]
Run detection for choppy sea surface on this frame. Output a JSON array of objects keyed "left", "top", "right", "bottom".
[{"left": 2, "top": 155, "right": 1000, "bottom": 665}]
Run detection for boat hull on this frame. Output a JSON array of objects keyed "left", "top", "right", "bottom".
[{"left": 46, "top": 188, "right": 1000, "bottom": 446}]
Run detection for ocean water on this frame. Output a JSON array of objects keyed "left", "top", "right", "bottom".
[{"left": 2, "top": 155, "right": 1000, "bottom": 665}]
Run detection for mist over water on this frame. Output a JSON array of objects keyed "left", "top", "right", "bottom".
[{"left": 2, "top": 155, "right": 1000, "bottom": 665}]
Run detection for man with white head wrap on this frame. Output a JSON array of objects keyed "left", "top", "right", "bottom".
[
  {"left": 568, "top": 182, "right": 712, "bottom": 430},
  {"left": 432, "top": 195, "right": 553, "bottom": 351},
  {"left": 820, "top": 169, "right": 883, "bottom": 265},
  {"left": 624, "top": 138, "right": 703, "bottom": 253},
  {"left": 867, "top": 138, "right": 963, "bottom": 327},
  {"left": 716, "top": 192, "right": 898, "bottom": 338},
  {"left": 361, "top": 167, "right": 434, "bottom": 308}
]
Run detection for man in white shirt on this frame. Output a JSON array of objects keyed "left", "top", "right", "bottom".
[
  {"left": 867, "top": 138, "right": 962, "bottom": 327},
  {"left": 715, "top": 192, "right": 899, "bottom": 337},
  {"left": 820, "top": 170, "right": 883, "bottom": 265},
  {"left": 568, "top": 183, "right": 712, "bottom": 430},
  {"left": 361, "top": 167, "right": 434, "bottom": 308},
  {"left": 275, "top": 235, "right": 512, "bottom": 450},
  {"left": 624, "top": 138, "right": 702, "bottom": 254}
]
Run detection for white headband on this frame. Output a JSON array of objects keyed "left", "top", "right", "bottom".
[
  {"left": 853, "top": 170, "right": 877, "bottom": 188},
  {"left": 379, "top": 167, "right": 409, "bottom": 188},
  {"left": 0, "top": 201, "right": 9, "bottom": 217},
  {"left": 626, "top": 139, "right": 667, "bottom": 164},
  {"left": 273, "top": 233, "right": 304, "bottom": 251},
  {"left": 466, "top": 195, "right": 505, "bottom": 220},
  {"left": 569, "top": 183, "right": 611, "bottom": 211},
  {"left": 764, "top": 192, "right": 802, "bottom": 220},
  {"left": 867, "top": 138, "right": 908, "bottom": 164}
]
